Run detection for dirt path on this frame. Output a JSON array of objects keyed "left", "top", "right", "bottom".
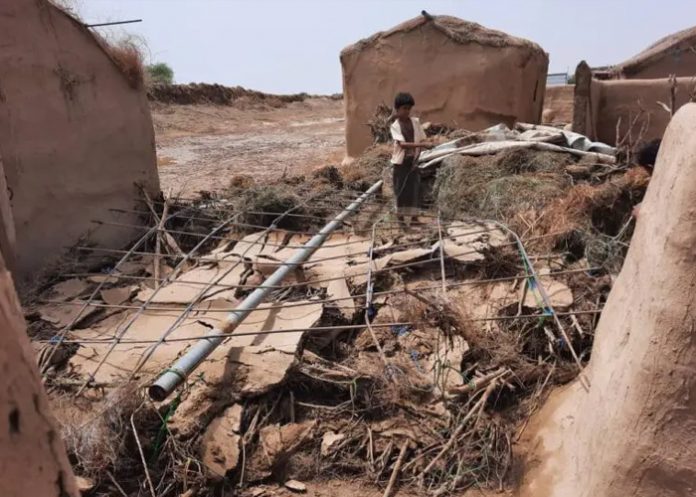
[{"left": 152, "top": 98, "right": 345, "bottom": 196}]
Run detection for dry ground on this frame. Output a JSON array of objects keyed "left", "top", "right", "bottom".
[{"left": 152, "top": 98, "right": 345, "bottom": 196}]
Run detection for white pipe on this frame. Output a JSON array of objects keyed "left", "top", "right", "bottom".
[{"left": 148, "top": 180, "right": 383, "bottom": 401}]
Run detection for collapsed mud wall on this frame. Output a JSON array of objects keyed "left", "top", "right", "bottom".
[
  {"left": 147, "top": 83, "right": 319, "bottom": 106},
  {"left": 519, "top": 104, "right": 696, "bottom": 497},
  {"left": 341, "top": 15, "right": 548, "bottom": 159},
  {"left": 0, "top": 251, "right": 78, "bottom": 497},
  {"left": 542, "top": 85, "right": 574, "bottom": 124},
  {"left": 0, "top": 0, "right": 159, "bottom": 282},
  {"left": 573, "top": 62, "right": 693, "bottom": 145}
]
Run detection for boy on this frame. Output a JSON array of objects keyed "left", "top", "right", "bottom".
[{"left": 389, "top": 92, "right": 432, "bottom": 227}]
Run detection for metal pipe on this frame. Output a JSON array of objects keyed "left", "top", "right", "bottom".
[
  {"left": 86, "top": 19, "right": 143, "bottom": 28},
  {"left": 148, "top": 180, "right": 383, "bottom": 400}
]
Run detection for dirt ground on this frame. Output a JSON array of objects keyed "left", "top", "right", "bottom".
[
  {"left": 152, "top": 98, "right": 345, "bottom": 196},
  {"left": 240, "top": 480, "right": 507, "bottom": 497}
]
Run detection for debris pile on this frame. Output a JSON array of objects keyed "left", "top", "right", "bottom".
[
  {"left": 422, "top": 123, "right": 647, "bottom": 271},
  {"left": 23, "top": 168, "right": 612, "bottom": 497}
]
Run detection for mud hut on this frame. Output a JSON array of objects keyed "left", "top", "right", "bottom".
[
  {"left": 0, "top": 0, "right": 160, "bottom": 282},
  {"left": 573, "top": 61, "right": 694, "bottom": 145},
  {"left": 340, "top": 14, "right": 549, "bottom": 160},
  {"left": 613, "top": 25, "right": 696, "bottom": 79}
]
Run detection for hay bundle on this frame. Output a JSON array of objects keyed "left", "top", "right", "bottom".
[
  {"left": 434, "top": 154, "right": 572, "bottom": 223},
  {"left": 342, "top": 144, "right": 391, "bottom": 191},
  {"left": 530, "top": 166, "right": 649, "bottom": 270},
  {"left": 227, "top": 184, "right": 307, "bottom": 230}
]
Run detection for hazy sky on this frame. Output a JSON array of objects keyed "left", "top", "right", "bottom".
[{"left": 71, "top": 0, "right": 696, "bottom": 94}]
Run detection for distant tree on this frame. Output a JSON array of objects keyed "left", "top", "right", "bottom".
[{"left": 147, "top": 62, "right": 174, "bottom": 85}]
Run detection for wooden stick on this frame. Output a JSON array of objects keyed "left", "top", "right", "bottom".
[
  {"left": 375, "top": 441, "right": 394, "bottom": 481},
  {"left": 472, "top": 379, "right": 499, "bottom": 431},
  {"left": 130, "top": 409, "right": 156, "bottom": 497},
  {"left": 418, "top": 388, "right": 490, "bottom": 481},
  {"left": 436, "top": 213, "right": 447, "bottom": 296},
  {"left": 368, "top": 428, "right": 375, "bottom": 471},
  {"left": 153, "top": 192, "right": 171, "bottom": 287},
  {"left": 570, "top": 314, "right": 585, "bottom": 337},
  {"left": 140, "top": 185, "right": 184, "bottom": 257},
  {"left": 383, "top": 440, "right": 409, "bottom": 497},
  {"left": 365, "top": 314, "right": 389, "bottom": 367},
  {"left": 106, "top": 471, "right": 128, "bottom": 497},
  {"left": 447, "top": 367, "right": 507, "bottom": 395}
]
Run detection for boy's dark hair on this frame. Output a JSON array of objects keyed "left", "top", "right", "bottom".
[
  {"left": 636, "top": 138, "right": 661, "bottom": 168},
  {"left": 394, "top": 92, "right": 415, "bottom": 109}
]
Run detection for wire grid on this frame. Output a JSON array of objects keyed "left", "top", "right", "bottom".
[{"left": 43, "top": 194, "right": 597, "bottom": 394}]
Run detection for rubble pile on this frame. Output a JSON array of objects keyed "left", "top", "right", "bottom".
[{"left": 24, "top": 129, "right": 641, "bottom": 495}]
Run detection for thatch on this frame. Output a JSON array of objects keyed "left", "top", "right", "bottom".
[{"left": 341, "top": 14, "right": 545, "bottom": 56}]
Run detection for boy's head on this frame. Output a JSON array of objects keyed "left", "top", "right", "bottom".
[{"left": 394, "top": 92, "right": 415, "bottom": 119}]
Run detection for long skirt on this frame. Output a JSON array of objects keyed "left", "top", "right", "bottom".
[{"left": 392, "top": 156, "right": 421, "bottom": 216}]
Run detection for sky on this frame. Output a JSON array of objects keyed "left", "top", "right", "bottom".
[{"left": 68, "top": 0, "right": 696, "bottom": 94}]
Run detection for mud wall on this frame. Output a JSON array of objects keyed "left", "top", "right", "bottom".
[
  {"left": 542, "top": 85, "right": 574, "bottom": 124},
  {"left": 620, "top": 52, "right": 696, "bottom": 79},
  {"left": 0, "top": 0, "right": 159, "bottom": 282},
  {"left": 341, "top": 21, "right": 548, "bottom": 159},
  {"left": 147, "top": 83, "right": 316, "bottom": 106},
  {"left": 0, "top": 251, "right": 78, "bottom": 497},
  {"left": 0, "top": 154, "right": 16, "bottom": 274},
  {"left": 519, "top": 103, "right": 696, "bottom": 497},
  {"left": 573, "top": 70, "right": 693, "bottom": 145}
]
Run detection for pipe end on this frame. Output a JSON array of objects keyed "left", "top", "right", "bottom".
[{"left": 148, "top": 384, "right": 168, "bottom": 402}]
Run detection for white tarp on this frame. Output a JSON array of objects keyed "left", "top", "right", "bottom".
[{"left": 418, "top": 123, "right": 616, "bottom": 170}]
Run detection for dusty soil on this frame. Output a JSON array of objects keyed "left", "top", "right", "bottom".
[
  {"left": 239, "top": 480, "right": 507, "bottom": 497},
  {"left": 152, "top": 98, "right": 345, "bottom": 196}
]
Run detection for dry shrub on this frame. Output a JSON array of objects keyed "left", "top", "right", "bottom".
[
  {"left": 367, "top": 103, "right": 393, "bottom": 144},
  {"left": 100, "top": 39, "right": 145, "bottom": 88},
  {"left": 530, "top": 166, "right": 649, "bottom": 269},
  {"left": 311, "top": 165, "right": 344, "bottom": 188},
  {"left": 434, "top": 153, "right": 571, "bottom": 223},
  {"left": 60, "top": 386, "right": 142, "bottom": 477},
  {"left": 228, "top": 183, "right": 305, "bottom": 229},
  {"left": 229, "top": 174, "right": 256, "bottom": 190},
  {"left": 342, "top": 144, "right": 390, "bottom": 191}
]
